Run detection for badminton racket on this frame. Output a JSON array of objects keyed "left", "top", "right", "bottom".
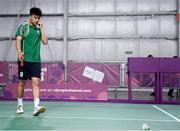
[{"left": 19, "top": 21, "right": 29, "bottom": 66}]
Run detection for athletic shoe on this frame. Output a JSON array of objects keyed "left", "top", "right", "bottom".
[
  {"left": 33, "top": 106, "right": 46, "bottom": 116},
  {"left": 168, "top": 94, "right": 174, "bottom": 98},
  {"left": 150, "top": 92, "right": 155, "bottom": 96},
  {"left": 16, "top": 105, "right": 24, "bottom": 114}
]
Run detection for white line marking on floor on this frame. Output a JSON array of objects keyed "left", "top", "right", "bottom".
[
  {"left": 153, "top": 105, "right": 180, "bottom": 122},
  {"left": 0, "top": 115, "right": 176, "bottom": 122}
]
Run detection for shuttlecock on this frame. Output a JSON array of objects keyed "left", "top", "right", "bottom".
[{"left": 142, "top": 123, "right": 150, "bottom": 130}]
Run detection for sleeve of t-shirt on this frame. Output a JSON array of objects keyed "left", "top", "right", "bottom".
[{"left": 15, "top": 25, "right": 23, "bottom": 37}]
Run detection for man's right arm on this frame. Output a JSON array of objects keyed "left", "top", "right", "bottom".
[{"left": 16, "top": 36, "right": 24, "bottom": 61}]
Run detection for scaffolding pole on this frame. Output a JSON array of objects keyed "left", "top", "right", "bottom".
[
  {"left": 63, "top": 0, "right": 68, "bottom": 83},
  {"left": 177, "top": 0, "right": 180, "bottom": 56}
]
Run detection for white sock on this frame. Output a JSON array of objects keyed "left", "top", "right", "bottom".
[
  {"left": 34, "top": 98, "right": 40, "bottom": 109},
  {"left": 17, "top": 98, "right": 23, "bottom": 107}
]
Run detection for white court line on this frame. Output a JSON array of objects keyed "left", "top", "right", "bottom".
[
  {"left": 0, "top": 115, "right": 176, "bottom": 122},
  {"left": 153, "top": 105, "right": 180, "bottom": 122}
]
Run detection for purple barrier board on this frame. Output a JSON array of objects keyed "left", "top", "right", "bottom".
[
  {"left": 160, "top": 58, "right": 180, "bottom": 72},
  {"left": 127, "top": 58, "right": 157, "bottom": 90},
  {"left": 159, "top": 58, "right": 180, "bottom": 88},
  {"left": 68, "top": 63, "right": 120, "bottom": 86},
  {"left": 8, "top": 63, "right": 108, "bottom": 101},
  {"left": 130, "top": 73, "right": 155, "bottom": 88},
  {"left": 162, "top": 73, "right": 180, "bottom": 88},
  {"left": 4, "top": 83, "right": 108, "bottom": 100},
  {"left": 0, "top": 62, "right": 8, "bottom": 84},
  {"left": 128, "top": 57, "right": 159, "bottom": 73}
]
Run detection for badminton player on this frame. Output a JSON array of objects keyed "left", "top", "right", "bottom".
[{"left": 15, "top": 7, "right": 48, "bottom": 116}]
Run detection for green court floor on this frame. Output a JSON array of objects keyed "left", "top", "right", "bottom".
[{"left": 0, "top": 101, "right": 180, "bottom": 130}]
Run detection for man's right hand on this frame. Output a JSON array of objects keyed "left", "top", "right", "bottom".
[{"left": 18, "top": 52, "right": 24, "bottom": 62}]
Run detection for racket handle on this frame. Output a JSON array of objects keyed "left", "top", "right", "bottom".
[
  {"left": 21, "top": 59, "right": 24, "bottom": 66},
  {"left": 21, "top": 53, "right": 24, "bottom": 66}
]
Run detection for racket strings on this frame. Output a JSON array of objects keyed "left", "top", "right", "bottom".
[{"left": 20, "top": 22, "right": 29, "bottom": 38}]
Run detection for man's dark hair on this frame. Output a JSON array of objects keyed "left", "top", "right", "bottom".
[
  {"left": 147, "top": 54, "right": 153, "bottom": 58},
  {"left": 30, "top": 7, "right": 42, "bottom": 17},
  {"left": 173, "top": 56, "right": 178, "bottom": 58}
]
